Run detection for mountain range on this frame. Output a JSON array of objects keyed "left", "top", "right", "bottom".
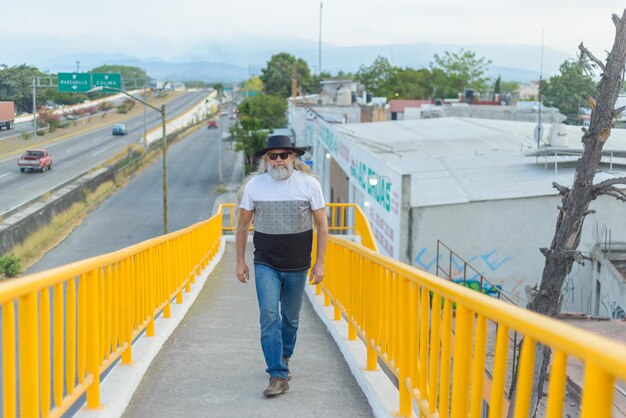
[{"left": 3, "top": 34, "right": 576, "bottom": 84}]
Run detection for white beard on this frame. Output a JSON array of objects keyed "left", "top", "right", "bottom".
[{"left": 268, "top": 162, "right": 294, "bottom": 180}]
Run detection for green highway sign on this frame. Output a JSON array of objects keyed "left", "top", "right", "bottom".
[
  {"left": 57, "top": 72, "right": 91, "bottom": 92},
  {"left": 92, "top": 73, "right": 122, "bottom": 90}
]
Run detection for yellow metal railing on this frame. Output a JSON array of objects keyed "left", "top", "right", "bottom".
[
  {"left": 319, "top": 236, "right": 626, "bottom": 418},
  {"left": 0, "top": 207, "right": 224, "bottom": 418}
]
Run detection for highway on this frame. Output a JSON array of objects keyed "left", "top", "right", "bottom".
[
  {"left": 0, "top": 120, "right": 35, "bottom": 140},
  {"left": 28, "top": 113, "right": 238, "bottom": 272},
  {"left": 0, "top": 90, "right": 210, "bottom": 216}
]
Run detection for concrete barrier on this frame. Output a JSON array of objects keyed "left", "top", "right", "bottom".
[
  {"left": 143, "top": 91, "right": 218, "bottom": 147},
  {"left": 0, "top": 167, "right": 116, "bottom": 256}
]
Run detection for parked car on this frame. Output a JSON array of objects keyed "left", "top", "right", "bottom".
[
  {"left": 112, "top": 124, "right": 128, "bottom": 135},
  {"left": 18, "top": 149, "right": 53, "bottom": 172},
  {"left": 207, "top": 120, "right": 218, "bottom": 129}
]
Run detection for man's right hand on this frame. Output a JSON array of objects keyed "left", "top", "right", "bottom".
[{"left": 236, "top": 261, "right": 250, "bottom": 283}]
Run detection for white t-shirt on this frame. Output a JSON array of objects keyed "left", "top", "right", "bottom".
[
  {"left": 240, "top": 170, "right": 325, "bottom": 212},
  {"left": 240, "top": 170, "right": 325, "bottom": 271}
]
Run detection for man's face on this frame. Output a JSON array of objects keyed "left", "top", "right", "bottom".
[{"left": 266, "top": 149, "right": 295, "bottom": 180}]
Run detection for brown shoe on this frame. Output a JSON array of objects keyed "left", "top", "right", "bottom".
[
  {"left": 283, "top": 357, "right": 292, "bottom": 381},
  {"left": 263, "top": 377, "right": 289, "bottom": 397}
]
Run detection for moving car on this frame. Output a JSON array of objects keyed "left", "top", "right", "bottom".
[
  {"left": 112, "top": 124, "right": 128, "bottom": 135},
  {"left": 18, "top": 149, "right": 53, "bottom": 172},
  {"left": 207, "top": 120, "right": 218, "bottom": 129}
]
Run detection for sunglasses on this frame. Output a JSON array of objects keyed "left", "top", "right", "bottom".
[{"left": 267, "top": 151, "right": 293, "bottom": 160}]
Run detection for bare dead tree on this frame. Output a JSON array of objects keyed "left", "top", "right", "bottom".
[{"left": 510, "top": 10, "right": 626, "bottom": 417}]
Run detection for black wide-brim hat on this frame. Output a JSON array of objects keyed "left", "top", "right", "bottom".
[{"left": 254, "top": 135, "right": 305, "bottom": 157}]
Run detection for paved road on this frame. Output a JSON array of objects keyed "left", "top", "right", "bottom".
[
  {"left": 0, "top": 90, "right": 209, "bottom": 216},
  {"left": 0, "top": 120, "right": 34, "bottom": 141},
  {"left": 27, "top": 114, "right": 237, "bottom": 273}
]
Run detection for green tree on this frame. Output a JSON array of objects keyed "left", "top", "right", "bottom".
[
  {"left": 389, "top": 67, "right": 435, "bottom": 99},
  {"left": 0, "top": 64, "right": 44, "bottom": 113},
  {"left": 260, "top": 53, "right": 314, "bottom": 97},
  {"left": 500, "top": 80, "right": 520, "bottom": 94},
  {"left": 430, "top": 49, "right": 492, "bottom": 96},
  {"left": 542, "top": 59, "right": 597, "bottom": 123},
  {"left": 494, "top": 75, "right": 501, "bottom": 94},
  {"left": 355, "top": 56, "right": 398, "bottom": 97},
  {"left": 230, "top": 94, "right": 287, "bottom": 172},
  {"left": 90, "top": 65, "right": 148, "bottom": 87},
  {"left": 211, "top": 83, "right": 224, "bottom": 97},
  {"left": 242, "top": 76, "right": 264, "bottom": 94}
]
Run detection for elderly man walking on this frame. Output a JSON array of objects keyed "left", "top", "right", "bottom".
[{"left": 236, "top": 135, "right": 328, "bottom": 397}]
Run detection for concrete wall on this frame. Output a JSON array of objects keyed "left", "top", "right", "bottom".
[
  {"left": 591, "top": 247, "right": 626, "bottom": 319},
  {"left": 409, "top": 195, "right": 626, "bottom": 313},
  {"left": 144, "top": 91, "right": 217, "bottom": 146},
  {"left": 288, "top": 104, "right": 309, "bottom": 147},
  {"left": 419, "top": 105, "right": 563, "bottom": 123},
  {"left": 0, "top": 168, "right": 116, "bottom": 256}
]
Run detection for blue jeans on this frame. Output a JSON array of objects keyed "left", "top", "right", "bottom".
[{"left": 254, "top": 264, "right": 308, "bottom": 379}]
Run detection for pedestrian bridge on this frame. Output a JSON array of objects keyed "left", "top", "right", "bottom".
[{"left": 1, "top": 204, "right": 625, "bottom": 418}]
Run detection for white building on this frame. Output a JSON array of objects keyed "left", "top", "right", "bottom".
[{"left": 306, "top": 115, "right": 626, "bottom": 317}]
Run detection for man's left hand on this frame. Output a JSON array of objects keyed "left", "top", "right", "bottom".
[{"left": 310, "top": 261, "right": 324, "bottom": 284}]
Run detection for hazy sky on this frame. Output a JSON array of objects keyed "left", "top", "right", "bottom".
[{"left": 3, "top": 0, "right": 625, "bottom": 59}]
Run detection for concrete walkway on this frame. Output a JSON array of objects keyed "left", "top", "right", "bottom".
[{"left": 121, "top": 242, "right": 374, "bottom": 418}]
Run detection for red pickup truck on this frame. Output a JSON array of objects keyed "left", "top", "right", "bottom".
[{"left": 18, "top": 149, "right": 53, "bottom": 172}]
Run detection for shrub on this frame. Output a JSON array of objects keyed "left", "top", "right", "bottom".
[
  {"left": 0, "top": 253, "right": 21, "bottom": 277},
  {"left": 20, "top": 131, "right": 32, "bottom": 140},
  {"left": 116, "top": 99, "right": 136, "bottom": 114}
]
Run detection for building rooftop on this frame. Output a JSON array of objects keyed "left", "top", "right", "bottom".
[
  {"left": 335, "top": 117, "right": 626, "bottom": 207},
  {"left": 389, "top": 99, "right": 433, "bottom": 113}
]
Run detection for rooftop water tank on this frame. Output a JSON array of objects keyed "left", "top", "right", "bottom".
[
  {"left": 337, "top": 86, "right": 352, "bottom": 106},
  {"left": 549, "top": 123, "right": 568, "bottom": 147}
]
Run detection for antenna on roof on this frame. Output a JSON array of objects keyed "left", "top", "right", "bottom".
[{"left": 535, "top": 30, "right": 545, "bottom": 149}]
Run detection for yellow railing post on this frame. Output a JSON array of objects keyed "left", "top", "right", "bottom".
[
  {"left": 40, "top": 288, "right": 51, "bottom": 417},
  {"left": 122, "top": 259, "right": 133, "bottom": 365},
  {"left": 398, "top": 277, "right": 412, "bottom": 417},
  {"left": 580, "top": 363, "right": 615, "bottom": 418},
  {"left": 19, "top": 292, "right": 39, "bottom": 418},
  {"left": 3, "top": 301, "right": 16, "bottom": 418},
  {"left": 86, "top": 270, "right": 101, "bottom": 408}
]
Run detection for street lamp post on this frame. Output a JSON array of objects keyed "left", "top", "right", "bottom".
[{"left": 87, "top": 85, "right": 169, "bottom": 234}]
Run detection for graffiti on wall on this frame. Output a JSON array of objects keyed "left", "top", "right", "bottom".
[
  {"left": 454, "top": 278, "right": 503, "bottom": 298},
  {"left": 414, "top": 247, "right": 512, "bottom": 298},
  {"left": 600, "top": 294, "right": 626, "bottom": 319}
]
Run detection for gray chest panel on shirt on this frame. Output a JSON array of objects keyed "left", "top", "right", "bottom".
[{"left": 253, "top": 200, "right": 313, "bottom": 234}]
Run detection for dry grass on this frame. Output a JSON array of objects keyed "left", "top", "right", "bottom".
[
  {"left": 39, "top": 191, "right": 52, "bottom": 202},
  {"left": 12, "top": 181, "right": 117, "bottom": 271}
]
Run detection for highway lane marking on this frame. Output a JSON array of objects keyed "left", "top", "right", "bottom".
[
  {"left": 0, "top": 172, "right": 13, "bottom": 178},
  {"left": 66, "top": 146, "right": 78, "bottom": 153},
  {"left": 0, "top": 92, "right": 195, "bottom": 161},
  {"left": 93, "top": 143, "right": 117, "bottom": 156}
]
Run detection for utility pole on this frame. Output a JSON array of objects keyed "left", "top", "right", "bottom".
[
  {"left": 291, "top": 67, "right": 298, "bottom": 98},
  {"left": 318, "top": 2, "right": 323, "bottom": 75},
  {"left": 32, "top": 78, "right": 37, "bottom": 136},
  {"left": 31, "top": 76, "right": 55, "bottom": 136}
]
